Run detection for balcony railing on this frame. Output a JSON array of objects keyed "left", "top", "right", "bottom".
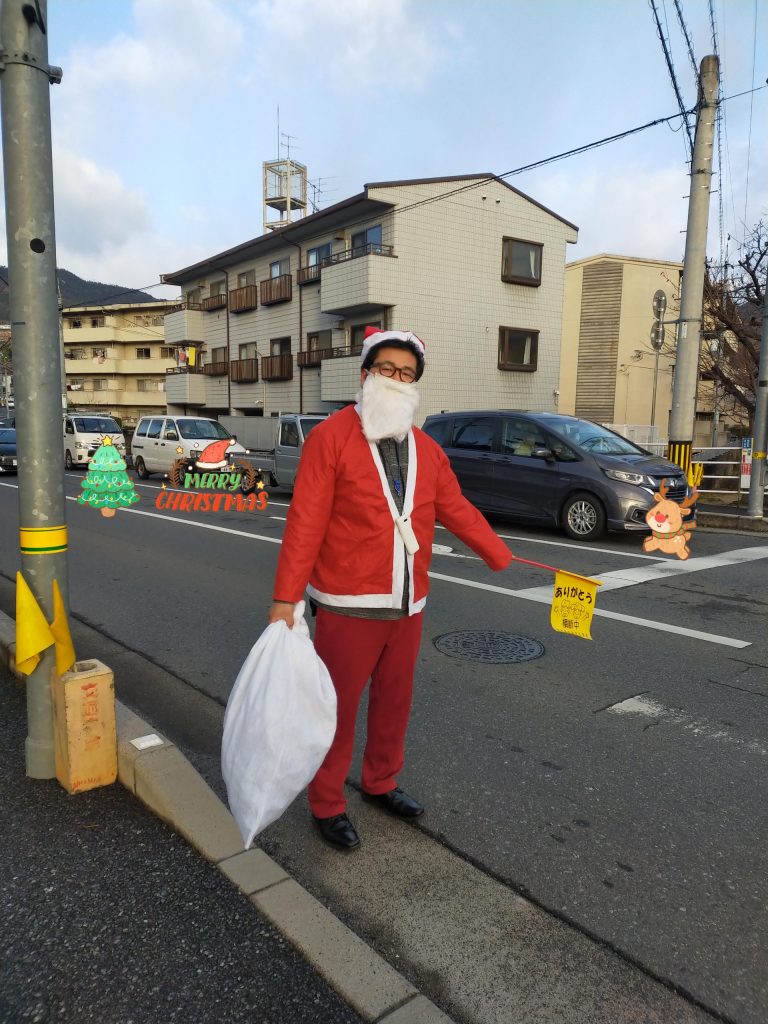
[
  {"left": 230, "top": 358, "right": 259, "bottom": 383},
  {"left": 260, "top": 274, "right": 292, "bottom": 305},
  {"left": 297, "top": 347, "right": 337, "bottom": 368},
  {"left": 201, "top": 293, "right": 227, "bottom": 312},
  {"left": 297, "top": 264, "right": 321, "bottom": 286},
  {"left": 261, "top": 354, "right": 293, "bottom": 381},
  {"left": 323, "top": 243, "right": 394, "bottom": 265},
  {"left": 229, "top": 285, "right": 258, "bottom": 313},
  {"left": 201, "top": 361, "right": 228, "bottom": 377},
  {"left": 166, "top": 365, "right": 203, "bottom": 375}
]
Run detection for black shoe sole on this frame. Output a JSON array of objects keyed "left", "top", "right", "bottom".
[{"left": 361, "top": 791, "right": 424, "bottom": 818}]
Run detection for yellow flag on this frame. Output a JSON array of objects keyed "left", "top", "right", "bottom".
[
  {"left": 50, "top": 579, "right": 76, "bottom": 675},
  {"left": 15, "top": 571, "right": 55, "bottom": 675},
  {"left": 551, "top": 570, "right": 601, "bottom": 641}
]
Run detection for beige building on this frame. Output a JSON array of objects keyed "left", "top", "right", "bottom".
[
  {"left": 160, "top": 173, "right": 578, "bottom": 424},
  {"left": 63, "top": 301, "right": 179, "bottom": 428}
]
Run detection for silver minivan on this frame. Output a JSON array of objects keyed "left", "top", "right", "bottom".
[
  {"left": 64, "top": 414, "right": 127, "bottom": 469},
  {"left": 131, "top": 415, "right": 247, "bottom": 479}
]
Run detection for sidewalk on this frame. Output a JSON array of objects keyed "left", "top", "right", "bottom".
[{"left": 0, "top": 665, "right": 366, "bottom": 1024}]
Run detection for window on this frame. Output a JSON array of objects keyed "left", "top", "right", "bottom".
[
  {"left": 270, "top": 337, "right": 291, "bottom": 357},
  {"left": 499, "top": 417, "right": 547, "bottom": 456},
  {"left": 270, "top": 258, "right": 290, "bottom": 278},
  {"left": 147, "top": 418, "right": 164, "bottom": 439},
  {"left": 210, "top": 279, "right": 226, "bottom": 297},
  {"left": 136, "top": 420, "right": 149, "bottom": 437},
  {"left": 160, "top": 347, "right": 174, "bottom": 358},
  {"left": 239, "top": 343, "right": 258, "bottom": 359},
  {"left": 351, "top": 321, "right": 381, "bottom": 355},
  {"left": 307, "top": 330, "right": 332, "bottom": 353},
  {"left": 422, "top": 417, "right": 452, "bottom": 448},
  {"left": 211, "top": 347, "right": 226, "bottom": 364},
  {"left": 91, "top": 348, "right": 107, "bottom": 359},
  {"left": 501, "top": 237, "right": 542, "bottom": 286},
  {"left": 67, "top": 378, "right": 85, "bottom": 391},
  {"left": 136, "top": 348, "right": 151, "bottom": 359},
  {"left": 186, "top": 288, "right": 201, "bottom": 305},
  {"left": 351, "top": 224, "right": 383, "bottom": 255},
  {"left": 66, "top": 348, "right": 86, "bottom": 360},
  {"left": 137, "top": 379, "right": 155, "bottom": 392},
  {"left": 307, "top": 243, "right": 332, "bottom": 267},
  {"left": 92, "top": 379, "right": 108, "bottom": 391},
  {"left": 152, "top": 315, "right": 164, "bottom": 326},
  {"left": 280, "top": 421, "right": 299, "bottom": 447},
  {"left": 65, "top": 419, "right": 74, "bottom": 435},
  {"left": 90, "top": 316, "right": 105, "bottom": 328},
  {"left": 163, "top": 420, "right": 179, "bottom": 440},
  {"left": 498, "top": 328, "right": 538, "bottom": 372},
  {"left": 451, "top": 416, "right": 496, "bottom": 452},
  {"left": 238, "top": 270, "right": 256, "bottom": 287},
  {"left": 68, "top": 319, "right": 82, "bottom": 329}
]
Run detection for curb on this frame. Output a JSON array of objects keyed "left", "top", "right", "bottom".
[
  {"left": 697, "top": 511, "right": 768, "bottom": 533},
  {"left": 0, "top": 609, "right": 455, "bottom": 1024}
]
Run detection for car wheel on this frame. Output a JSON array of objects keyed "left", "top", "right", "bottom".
[
  {"left": 64, "top": 450, "right": 73, "bottom": 470},
  {"left": 134, "top": 457, "right": 150, "bottom": 480},
  {"left": 562, "top": 492, "right": 606, "bottom": 541}
]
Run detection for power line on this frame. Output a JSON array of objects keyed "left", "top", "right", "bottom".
[
  {"left": 648, "top": 0, "right": 694, "bottom": 156},
  {"left": 742, "top": 0, "right": 758, "bottom": 231},
  {"left": 672, "top": 0, "right": 699, "bottom": 79},
  {"left": 706, "top": 0, "right": 726, "bottom": 274}
]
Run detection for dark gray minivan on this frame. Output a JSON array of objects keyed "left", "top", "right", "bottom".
[{"left": 422, "top": 410, "right": 692, "bottom": 541}]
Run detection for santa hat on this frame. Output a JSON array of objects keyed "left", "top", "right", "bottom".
[{"left": 360, "top": 327, "right": 426, "bottom": 380}]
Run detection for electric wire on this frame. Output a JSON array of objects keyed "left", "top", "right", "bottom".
[
  {"left": 742, "top": 0, "right": 758, "bottom": 232},
  {"left": 707, "top": 0, "right": 726, "bottom": 276},
  {"left": 672, "top": 0, "right": 699, "bottom": 79},
  {"left": 648, "top": 0, "right": 694, "bottom": 156}
]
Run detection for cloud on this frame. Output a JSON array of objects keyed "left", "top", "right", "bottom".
[{"left": 250, "top": 0, "right": 456, "bottom": 93}]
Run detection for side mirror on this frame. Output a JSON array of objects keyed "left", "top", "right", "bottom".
[{"left": 531, "top": 446, "right": 555, "bottom": 461}]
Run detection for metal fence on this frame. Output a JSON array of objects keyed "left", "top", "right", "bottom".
[{"left": 642, "top": 444, "right": 764, "bottom": 499}]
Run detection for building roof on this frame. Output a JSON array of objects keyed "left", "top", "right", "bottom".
[
  {"left": 161, "top": 173, "right": 578, "bottom": 286},
  {"left": 61, "top": 299, "right": 179, "bottom": 314},
  {"left": 566, "top": 253, "right": 683, "bottom": 270}
]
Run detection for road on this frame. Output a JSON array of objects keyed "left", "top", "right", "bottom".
[{"left": 1, "top": 468, "right": 766, "bottom": 1023}]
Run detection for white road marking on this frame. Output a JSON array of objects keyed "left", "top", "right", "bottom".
[
  {"left": 427, "top": 571, "right": 751, "bottom": 648},
  {"left": 605, "top": 693, "right": 768, "bottom": 756}
]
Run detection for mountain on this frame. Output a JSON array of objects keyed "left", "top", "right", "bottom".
[{"left": 0, "top": 267, "right": 158, "bottom": 322}]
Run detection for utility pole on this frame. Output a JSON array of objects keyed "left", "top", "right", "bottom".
[
  {"left": 1, "top": 0, "right": 68, "bottom": 778},
  {"left": 747, "top": 282, "right": 768, "bottom": 517},
  {"left": 667, "top": 55, "right": 719, "bottom": 479}
]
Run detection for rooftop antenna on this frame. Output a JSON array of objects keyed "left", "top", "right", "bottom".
[{"left": 263, "top": 123, "right": 308, "bottom": 232}]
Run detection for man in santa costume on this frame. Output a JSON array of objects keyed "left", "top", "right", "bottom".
[{"left": 269, "top": 327, "right": 513, "bottom": 850}]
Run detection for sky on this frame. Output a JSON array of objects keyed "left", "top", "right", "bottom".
[{"left": 1, "top": 0, "right": 765, "bottom": 299}]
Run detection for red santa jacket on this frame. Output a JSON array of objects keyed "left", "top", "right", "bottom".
[{"left": 273, "top": 405, "right": 512, "bottom": 613}]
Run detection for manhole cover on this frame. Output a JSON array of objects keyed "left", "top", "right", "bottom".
[{"left": 433, "top": 631, "right": 545, "bottom": 664}]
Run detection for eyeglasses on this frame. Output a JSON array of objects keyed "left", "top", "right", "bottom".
[{"left": 369, "top": 361, "right": 418, "bottom": 384}]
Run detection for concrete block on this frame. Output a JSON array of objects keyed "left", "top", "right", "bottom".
[
  {"left": 378, "top": 995, "right": 455, "bottom": 1024},
  {"left": 133, "top": 744, "right": 243, "bottom": 862},
  {"left": 218, "top": 848, "right": 288, "bottom": 895},
  {"left": 52, "top": 659, "right": 117, "bottom": 794},
  {"left": 253, "top": 878, "right": 416, "bottom": 1022}
]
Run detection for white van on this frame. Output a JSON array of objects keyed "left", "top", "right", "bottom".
[
  {"left": 63, "top": 414, "right": 127, "bottom": 469},
  {"left": 131, "top": 415, "right": 247, "bottom": 479}
]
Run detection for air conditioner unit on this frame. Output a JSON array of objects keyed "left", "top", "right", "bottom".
[
  {"left": 334, "top": 321, "right": 347, "bottom": 331},
  {"left": 333, "top": 229, "right": 349, "bottom": 242}
]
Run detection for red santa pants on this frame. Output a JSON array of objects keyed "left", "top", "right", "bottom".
[{"left": 308, "top": 607, "right": 424, "bottom": 819}]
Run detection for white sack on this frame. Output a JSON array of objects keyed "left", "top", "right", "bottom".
[{"left": 221, "top": 601, "right": 336, "bottom": 848}]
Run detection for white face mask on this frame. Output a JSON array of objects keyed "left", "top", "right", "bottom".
[{"left": 356, "top": 370, "right": 420, "bottom": 443}]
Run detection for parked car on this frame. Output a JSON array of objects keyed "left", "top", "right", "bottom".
[
  {"left": 63, "top": 414, "right": 127, "bottom": 469},
  {"left": 0, "top": 427, "right": 17, "bottom": 473},
  {"left": 422, "top": 410, "right": 692, "bottom": 541},
  {"left": 220, "top": 413, "right": 326, "bottom": 490},
  {"left": 131, "top": 415, "right": 248, "bottom": 479}
]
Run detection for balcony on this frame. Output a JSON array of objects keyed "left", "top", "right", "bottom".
[
  {"left": 201, "top": 360, "right": 228, "bottom": 377},
  {"left": 297, "top": 264, "right": 321, "bottom": 286},
  {"left": 261, "top": 354, "right": 293, "bottom": 382},
  {"left": 230, "top": 358, "right": 258, "bottom": 383},
  {"left": 260, "top": 274, "right": 292, "bottom": 306},
  {"left": 201, "top": 293, "right": 227, "bottom": 312},
  {"left": 297, "top": 347, "right": 340, "bottom": 369},
  {"left": 229, "top": 285, "right": 258, "bottom": 313},
  {"left": 165, "top": 366, "right": 206, "bottom": 405},
  {"left": 164, "top": 306, "right": 205, "bottom": 344},
  {"left": 320, "top": 245, "right": 397, "bottom": 316}
]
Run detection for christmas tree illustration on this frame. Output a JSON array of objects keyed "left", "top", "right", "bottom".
[{"left": 77, "top": 436, "right": 139, "bottom": 518}]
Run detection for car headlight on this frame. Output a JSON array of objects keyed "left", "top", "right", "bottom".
[
  {"left": 75, "top": 442, "right": 87, "bottom": 449},
  {"left": 603, "top": 469, "right": 646, "bottom": 485}
]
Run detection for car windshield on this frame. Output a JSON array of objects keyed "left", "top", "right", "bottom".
[
  {"left": 300, "top": 418, "right": 324, "bottom": 438},
  {"left": 545, "top": 416, "right": 643, "bottom": 455},
  {"left": 73, "top": 417, "right": 122, "bottom": 433},
  {"left": 177, "top": 419, "right": 232, "bottom": 440}
]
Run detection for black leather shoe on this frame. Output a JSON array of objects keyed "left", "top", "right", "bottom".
[
  {"left": 361, "top": 786, "right": 424, "bottom": 818},
  {"left": 313, "top": 813, "right": 361, "bottom": 850}
]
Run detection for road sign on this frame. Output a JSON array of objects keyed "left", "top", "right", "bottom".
[
  {"left": 650, "top": 321, "right": 665, "bottom": 351},
  {"left": 741, "top": 438, "right": 753, "bottom": 489},
  {"left": 652, "top": 289, "right": 667, "bottom": 318}
]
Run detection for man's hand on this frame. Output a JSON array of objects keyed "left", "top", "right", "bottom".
[{"left": 268, "top": 600, "right": 295, "bottom": 628}]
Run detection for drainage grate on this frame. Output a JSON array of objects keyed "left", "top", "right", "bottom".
[{"left": 433, "top": 631, "right": 545, "bottom": 664}]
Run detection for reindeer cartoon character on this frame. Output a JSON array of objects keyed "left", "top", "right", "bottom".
[{"left": 643, "top": 480, "right": 698, "bottom": 560}]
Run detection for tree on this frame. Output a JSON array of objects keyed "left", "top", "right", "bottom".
[
  {"left": 77, "top": 436, "right": 139, "bottom": 517},
  {"left": 701, "top": 221, "right": 766, "bottom": 430}
]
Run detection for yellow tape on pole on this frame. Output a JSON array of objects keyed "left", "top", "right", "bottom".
[{"left": 19, "top": 525, "right": 68, "bottom": 555}]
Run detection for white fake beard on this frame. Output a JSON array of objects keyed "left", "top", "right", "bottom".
[{"left": 356, "top": 371, "right": 420, "bottom": 442}]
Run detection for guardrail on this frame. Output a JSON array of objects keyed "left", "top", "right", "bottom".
[{"left": 642, "top": 444, "right": 765, "bottom": 498}]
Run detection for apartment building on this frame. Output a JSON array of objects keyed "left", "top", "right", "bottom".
[
  {"left": 560, "top": 254, "right": 741, "bottom": 446},
  {"left": 160, "top": 173, "right": 578, "bottom": 424},
  {"left": 62, "top": 300, "right": 179, "bottom": 427}
]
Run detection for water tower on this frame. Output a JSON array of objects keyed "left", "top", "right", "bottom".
[{"left": 263, "top": 158, "right": 308, "bottom": 233}]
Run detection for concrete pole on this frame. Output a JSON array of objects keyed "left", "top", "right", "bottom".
[
  {"left": 747, "top": 283, "right": 768, "bottom": 517},
  {"left": 667, "top": 55, "right": 719, "bottom": 479},
  {"left": 0, "top": 0, "right": 68, "bottom": 777}
]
